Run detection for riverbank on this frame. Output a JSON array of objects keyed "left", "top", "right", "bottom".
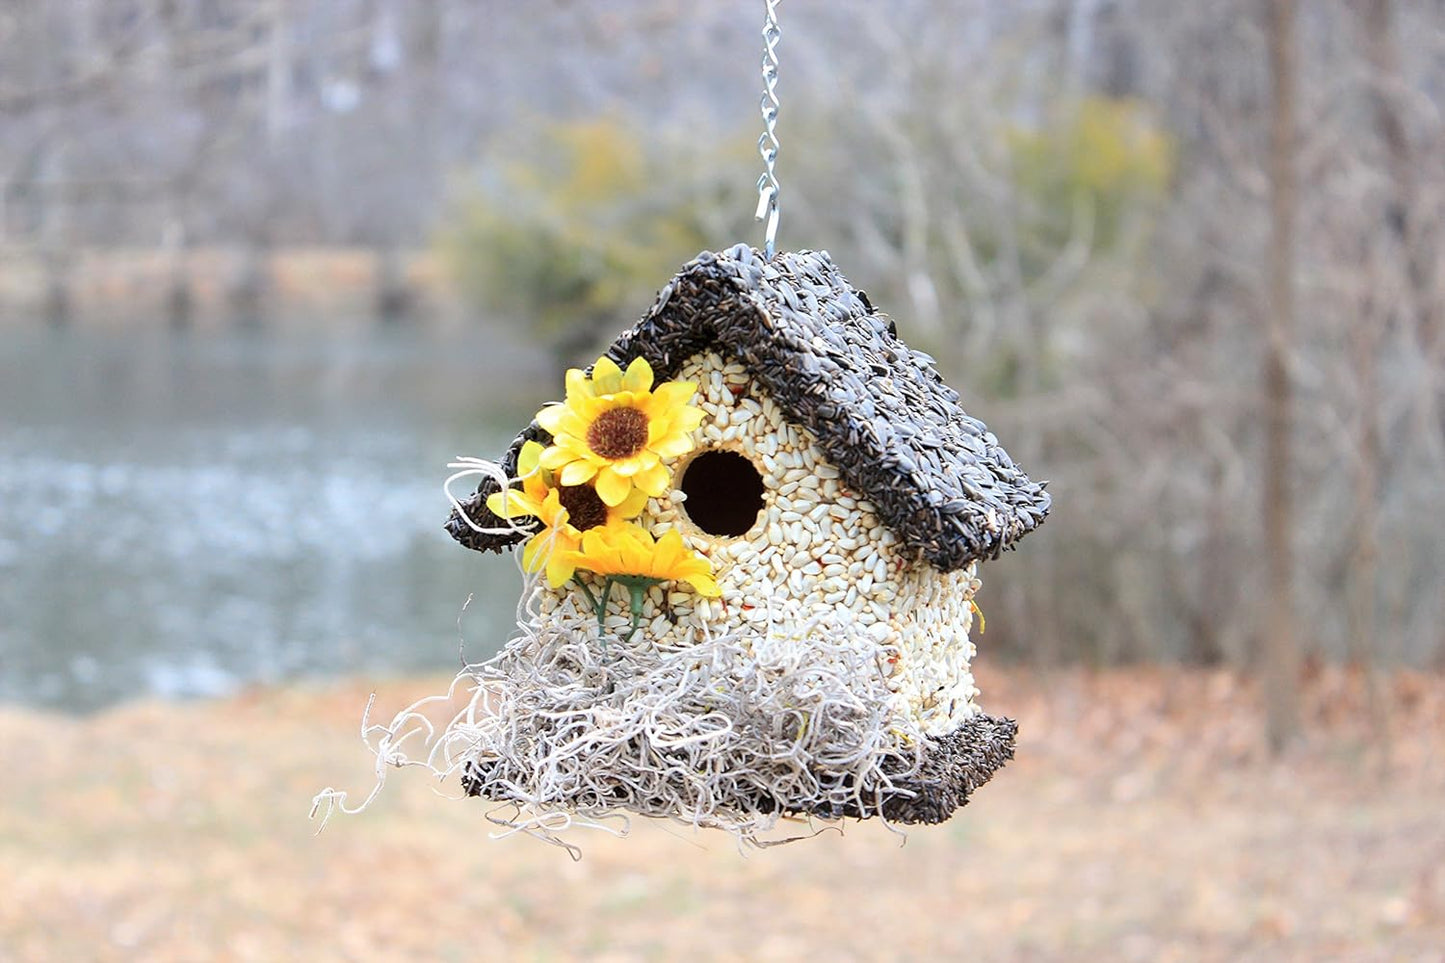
[
  {"left": 2, "top": 665, "right": 1442, "bottom": 962},
  {"left": 0, "top": 246, "right": 456, "bottom": 330}
]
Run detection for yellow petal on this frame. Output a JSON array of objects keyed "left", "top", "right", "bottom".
[
  {"left": 605, "top": 391, "right": 639, "bottom": 410},
  {"left": 522, "top": 471, "right": 550, "bottom": 501},
  {"left": 652, "top": 380, "right": 698, "bottom": 405},
  {"left": 535, "top": 404, "right": 568, "bottom": 434},
  {"left": 517, "top": 440, "right": 545, "bottom": 475},
  {"left": 634, "top": 461, "right": 671, "bottom": 496},
  {"left": 652, "top": 529, "right": 684, "bottom": 569},
  {"left": 681, "top": 568, "right": 721, "bottom": 596},
  {"left": 578, "top": 526, "right": 606, "bottom": 557},
  {"left": 571, "top": 393, "right": 610, "bottom": 421},
  {"left": 536, "top": 488, "right": 568, "bottom": 530},
  {"left": 591, "top": 356, "right": 624, "bottom": 394},
  {"left": 559, "top": 460, "right": 598, "bottom": 486},
  {"left": 594, "top": 467, "right": 633, "bottom": 507},
  {"left": 521, "top": 534, "right": 547, "bottom": 573},
  {"left": 675, "top": 405, "right": 706, "bottom": 431},
  {"left": 612, "top": 486, "right": 651, "bottom": 519},
  {"left": 537, "top": 445, "right": 571, "bottom": 469},
  {"left": 621, "top": 357, "right": 654, "bottom": 392},
  {"left": 564, "top": 368, "right": 593, "bottom": 400},
  {"left": 551, "top": 411, "right": 591, "bottom": 442},
  {"left": 650, "top": 433, "right": 695, "bottom": 459},
  {"left": 486, "top": 488, "right": 541, "bottom": 519},
  {"left": 545, "top": 549, "right": 577, "bottom": 587}
]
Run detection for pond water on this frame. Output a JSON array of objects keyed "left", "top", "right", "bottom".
[{"left": 0, "top": 324, "right": 546, "bottom": 713}]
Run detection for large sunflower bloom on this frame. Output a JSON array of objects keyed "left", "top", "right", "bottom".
[
  {"left": 563, "top": 522, "right": 721, "bottom": 597},
  {"left": 535, "top": 356, "right": 704, "bottom": 508},
  {"left": 486, "top": 441, "right": 649, "bottom": 587}
]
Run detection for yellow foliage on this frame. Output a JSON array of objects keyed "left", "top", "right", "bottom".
[
  {"left": 436, "top": 117, "right": 751, "bottom": 356},
  {"left": 1007, "top": 95, "right": 1174, "bottom": 230},
  {"left": 549, "top": 119, "right": 647, "bottom": 207}
]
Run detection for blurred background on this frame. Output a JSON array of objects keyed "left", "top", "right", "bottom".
[{"left": 2, "top": 1, "right": 1444, "bottom": 960}]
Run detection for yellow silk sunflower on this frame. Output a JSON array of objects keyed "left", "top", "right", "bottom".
[
  {"left": 486, "top": 440, "right": 650, "bottom": 587},
  {"left": 535, "top": 356, "right": 704, "bottom": 508},
  {"left": 564, "top": 522, "right": 721, "bottom": 597}
]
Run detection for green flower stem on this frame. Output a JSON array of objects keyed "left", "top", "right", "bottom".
[
  {"left": 570, "top": 574, "right": 608, "bottom": 646},
  {"left": 614, "top": 575, "right": 662, "bottom": 647},
  {"left": 572, "top": 573, "right": 665, "bottom": 651}
]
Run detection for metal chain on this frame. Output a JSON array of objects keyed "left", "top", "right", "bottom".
[{"left": 754, "top": 0, "right": 782, "bottom": 259}]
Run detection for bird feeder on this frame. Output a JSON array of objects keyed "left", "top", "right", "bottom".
[{"left": 438, "top": 245, "right": 1049, "bottom": 835}]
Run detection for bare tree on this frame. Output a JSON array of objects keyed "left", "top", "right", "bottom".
[{"left": 1262, "top": 0, "right": 1302, "bottom": 752}]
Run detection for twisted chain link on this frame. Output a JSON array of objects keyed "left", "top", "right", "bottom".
[{"left": 754, "top": 0, "right": 782, "bottom": 259}]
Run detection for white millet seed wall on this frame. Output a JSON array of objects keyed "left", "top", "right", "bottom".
[{"left": 536, "top": 350, "right": 983, "bottom": 737}]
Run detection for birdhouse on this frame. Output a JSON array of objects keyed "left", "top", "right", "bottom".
[{"left": 444, "top": 245, "right": 1049, "bottom": 833}]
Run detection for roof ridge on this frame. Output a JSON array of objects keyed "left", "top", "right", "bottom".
[{"left": 446, "top": 247, "right": 1050, "bottom": 569}]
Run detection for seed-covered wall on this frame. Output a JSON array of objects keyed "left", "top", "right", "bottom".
[{"left": 534, "top": 350, "right": 982, "bottom": 737}]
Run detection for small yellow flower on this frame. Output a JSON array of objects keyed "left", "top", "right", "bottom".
[
  {"left": 564, "top": 522, "right": 721, "bottom": 597},
  {"left": 535, "top": 356, "right": 704, "bottom": 508},
  {"left": 486, "top": 440, "right": 649, "bottom": 587}
]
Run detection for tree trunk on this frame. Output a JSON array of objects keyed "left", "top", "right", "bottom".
[
  {"left": 1348, "top": 261, "right": 1390, "bottom": 766},
  {"left": 1262, "top": 0, "right": 1301, "bottom": 754}
]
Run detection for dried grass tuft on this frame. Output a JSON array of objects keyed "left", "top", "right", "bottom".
[{"left": 313, "top": 455, "right": 940, "bottom": 854}]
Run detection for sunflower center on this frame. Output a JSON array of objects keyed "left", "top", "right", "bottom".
[
  {"left": 586, "top": 406, "right": 649, "bottom": 460},
  {"left": 557, "top": 484, "right": 609, "bottom": 531}
]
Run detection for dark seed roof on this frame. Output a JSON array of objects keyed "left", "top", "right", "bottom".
[{"left": 447, "top": 245, "right": 1051, "bottom": 571}]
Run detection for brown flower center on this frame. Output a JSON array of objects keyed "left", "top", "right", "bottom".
[
  {"left": 557, "top": 484, "right": 609, "bottom": 531},
  {"left": 586, "top": 406, "right": 649, "bottom": 460}
]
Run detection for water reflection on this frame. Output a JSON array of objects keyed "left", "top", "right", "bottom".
[{"left": 0, "top": 325, "right": 543, "bottom": 712}]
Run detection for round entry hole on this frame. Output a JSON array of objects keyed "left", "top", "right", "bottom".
[{"left": 678, "top": 450, "right": 766, "bottom": 537}]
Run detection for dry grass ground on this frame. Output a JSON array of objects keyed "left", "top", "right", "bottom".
[{"left": 2, "top": 665, "right": 1442, "bottom": 963}]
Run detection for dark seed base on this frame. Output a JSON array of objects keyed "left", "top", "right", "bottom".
[
  {"left": 447, "top": 245, "right": 1050, "bottom": 572},
  {"left": 460, "top": 713, "right": 1018, "bottom": 827}
]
